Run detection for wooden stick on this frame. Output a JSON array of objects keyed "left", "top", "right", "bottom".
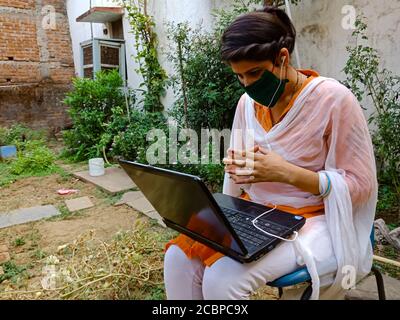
[{"left": 373, "top": 255, "right": 400, "bottom": 268}]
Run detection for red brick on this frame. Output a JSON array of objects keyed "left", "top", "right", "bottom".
[
  {"left": 0, "top": 0, "right": 35, "bottom": 9},
  {"left": 0, "top": 0, "right": 75, "bottom": 130}
]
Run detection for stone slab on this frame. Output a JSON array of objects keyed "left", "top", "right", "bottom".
[
  {"left": 73, "top": 167, "right": 136, "bottom": 195},
  {"left": 0, "top": 205, "right": 61, "bottom": 229},
  {"left": 114, "top": 191, "right": 144, "bottom": 206},
  {"left": 145, "top": 210, "right": 166, "bottom": 228},
  {"left": 118, "top": 192, "right": 166, "bottom": 228},
  {"left": 127, "top": 196, "right": 155, "bottom": 214},
  {"left": 346, "top": 274, "right": 400, "bottom": 300},
  {"left": 0, "top": 244, "right": 8, "bottom": 253},
  {"left": 65, "top": 196, "right": 94, "bottom": 212}
]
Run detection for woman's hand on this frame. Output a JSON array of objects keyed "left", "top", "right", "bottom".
[
  {"left": 223, "top": 145, "right": 321, "bottom": 195},
  {"left": 223, "top": 145, "right": 291, "bottom": 184}
]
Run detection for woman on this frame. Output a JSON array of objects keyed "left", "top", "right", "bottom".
[{"left": 164, "top": 6, "right": 378, "bottom": 300}]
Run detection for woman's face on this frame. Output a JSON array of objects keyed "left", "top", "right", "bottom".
[{"left": 230, "top": 59, "right": 276, "bottom": 87}]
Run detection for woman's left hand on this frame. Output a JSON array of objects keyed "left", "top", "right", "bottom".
[{"left": 223, "top": 145, "right": 291, "bottom": 184}]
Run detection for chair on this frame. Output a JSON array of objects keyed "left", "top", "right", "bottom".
[{"left": 266, "top": 228, "right": 386, "bottom": 300}]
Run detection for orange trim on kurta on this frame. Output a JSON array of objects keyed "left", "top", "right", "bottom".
[{"left": 165, "top": 70, "right": 324, "bottom": 267}]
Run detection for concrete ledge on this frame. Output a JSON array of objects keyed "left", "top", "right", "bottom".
[{"left": 0, "top": 205, "right": 60, "bottom": 229}]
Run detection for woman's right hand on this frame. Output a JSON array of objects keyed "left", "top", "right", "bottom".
[{"left": 223, "top": 145, "right": 260, "bottom": 179}]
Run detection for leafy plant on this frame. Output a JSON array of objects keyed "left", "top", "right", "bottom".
[
  {"left": 0, "top": 261, "right": 28, "bottom": 284},
  {"left": 165, "top": 0, "right": 303, "bottom": 142},
  {"left": 10, "top": 140, "right": 57, "bottom": 176},
  {"left": 163, "top": 1, "right": 265, "bottom": 187},
  {"left": 166, "top": 21, "right": 243, "bottom": 134},
  {"left": 14, "top": 238, "right": 26, "bottom": 247},
  {"left": 263, "top": 0, "right": 301, "bottom": 6},
  {"left": 111, "top": 110, "right": 168, "bottom": 163},
  {"left": 31, "top": 249, "right": 47, "bottom": 261},
  {"left": 62, "top": 70, "right": 131, "bottom": 161},
  {"left": 343, "top": 16, "right": 400, "bottom": 203},
  {"left": 0, "top": 128, "right": 61, "bottom": 186}
]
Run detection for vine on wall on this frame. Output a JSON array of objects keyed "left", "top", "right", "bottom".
[{"left": 120, "top": 0, "right": 167, "bottom": 113}]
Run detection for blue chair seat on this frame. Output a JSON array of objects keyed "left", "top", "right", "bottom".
[{"left": 267, "top": 266, "right": 311, "bottom": 288}]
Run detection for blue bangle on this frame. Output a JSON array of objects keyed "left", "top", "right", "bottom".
[{"left": 321, "top": 172, "right": 331, "bottom": 198}]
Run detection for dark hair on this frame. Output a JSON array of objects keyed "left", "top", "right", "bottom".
[{"left": 221, "top": 6, "right": 296, "bottom": 63}]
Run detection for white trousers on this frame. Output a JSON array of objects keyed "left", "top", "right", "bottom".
[{"left": 164, "top": 215, "right": 336, "bottom": 300}]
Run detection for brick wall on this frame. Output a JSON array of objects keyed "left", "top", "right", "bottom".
[
  {"left": 0, "top": 0, "right": 75, "bottom": 130},
  {"left": 0, "top": 0, "right": 35, "bottom": 10}
]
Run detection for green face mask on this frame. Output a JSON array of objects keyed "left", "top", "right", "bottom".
[{"left": 241, "top": 68, "right": 289, "bottom": 108}]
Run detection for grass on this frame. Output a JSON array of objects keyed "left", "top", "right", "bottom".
[
  {"left": 374, "top": 262, "right": 400, "bottom": 280},
  {"left": 26, "top": 229, "right": 41, "bottom": 245},
  {"left": 56, "top": 169, "right": 73, "bottom": 183},
  {"left": 31, "top": 249, "right": 47, "bottom": 261},
  {"left": 13, "top": 237, "right": 26, "bottom": 247},
  {"left": 47, "top": 204, "right": 86, "bottom": 222},
  {"left": 387, "top": 223, "right": 400, "bottom": 231},
  {"left": 96, "top": 189, "right": 124, "bottom": 205},
  {"left": 0, "top": 134, "right": 69, "bottom": 188},
  {"left": 381, "top": 246, "right": 399, "bottom": 260},
  {"left": 0, "top": 220, "right": 177, "bottom": 300},
  {"left": 0, "top": 160, "right": 67, "bottom": 188},
  {"left": 374, "top": 244, "right": 400, "bottom": 280},
  {"left": 0, "top": 161, "right": 17, "bottom": 187},
  {"left": 95, "top": 187, "right": 139, "bottom": 206},
  {"left": 0, "top": 261, "right": 28, "bottom": 285}
]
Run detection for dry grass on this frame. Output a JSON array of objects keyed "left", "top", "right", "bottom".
[
  {"left": 0, "top": 220, "right": 177, "bottom": 300},
  {"left": 0, "top": 218, "right": 279, "bottom": 300}
]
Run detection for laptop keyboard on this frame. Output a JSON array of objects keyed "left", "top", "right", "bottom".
[{"left": 221, "top": 207, "right": 290, "bottom": 248}]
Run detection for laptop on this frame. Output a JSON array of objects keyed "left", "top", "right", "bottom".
[{"left": 119, "top": 160, "right": 306, "bottom": 263}]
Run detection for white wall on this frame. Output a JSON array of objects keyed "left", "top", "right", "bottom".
[{"left": 290, "top": 0, "right": 400, "bottom": 117}]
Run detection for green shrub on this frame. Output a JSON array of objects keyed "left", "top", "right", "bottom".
[
  {"left": 62, "top": 70, "right": 134, "bottom": 161},
  {"left": 10, "top": 140, "right": 57, "bottom": 176},
  {"left": 111, "top": 110, "right": 168, "bottom": 163},
  {"left": 0, "top": 127, "right": 57, "bottom": 186},
  {"left": 344, "top": 16, "right": 400, "bottom": 205},
  {"left": 166, "top": 22, "right": 244, "bottom": 134},
  {"left": 164, "top": 2, "right": 260, "bottom": 187},
  {"left": 377, "top": 185, "right": 398, "bottom": 213}
]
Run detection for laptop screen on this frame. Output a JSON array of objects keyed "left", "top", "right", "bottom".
[{"left": 120, "top": 162, "right": 244, "bottom": 254}]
